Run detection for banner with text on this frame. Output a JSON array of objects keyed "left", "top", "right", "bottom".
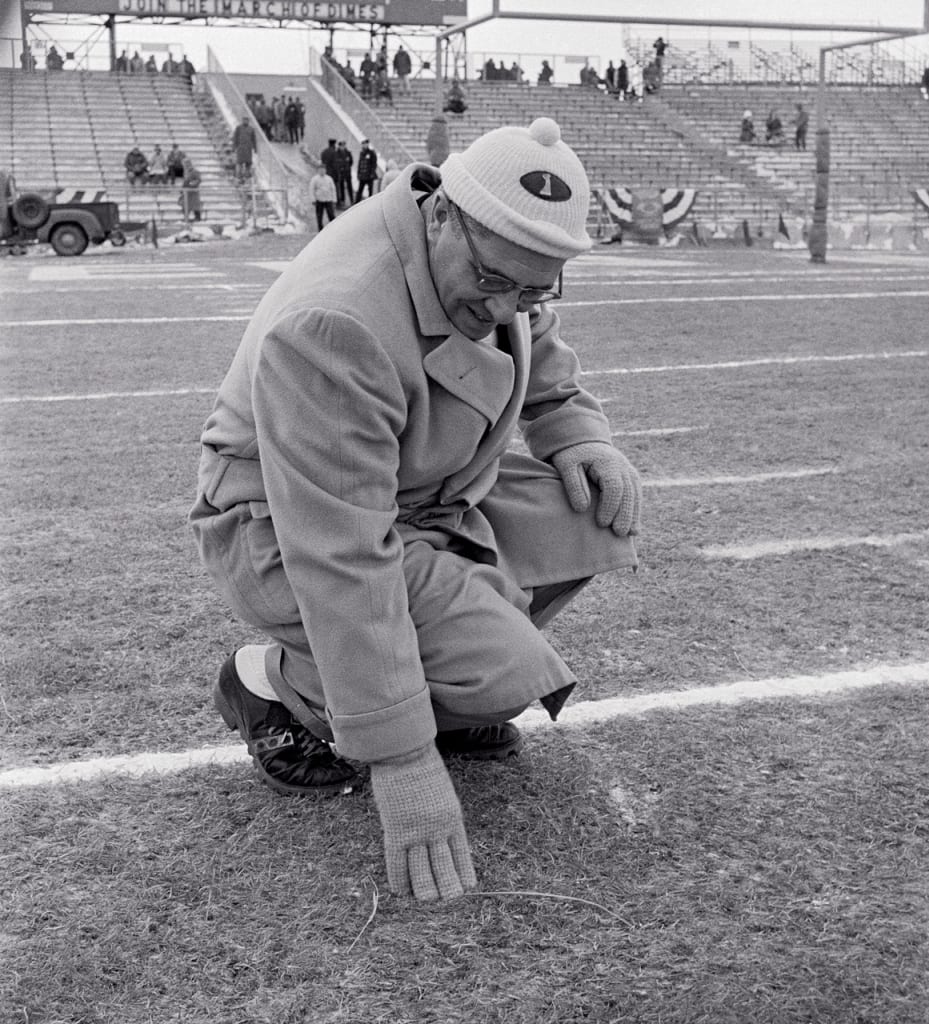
[{"left": 23, "top": 0, "right": 467, "bottom": 25}]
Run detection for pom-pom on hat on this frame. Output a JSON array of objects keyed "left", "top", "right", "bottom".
[{"left": 440, "top": 117, "right": 591, "bottom": 258}]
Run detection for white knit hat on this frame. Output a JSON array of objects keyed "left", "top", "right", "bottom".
[{"left": 440, "top": 117, "right": 591, "bottom": 258}]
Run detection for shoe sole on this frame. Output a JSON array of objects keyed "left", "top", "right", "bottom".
[
  {"left": 436, "top": 735, "right": 524, "bottom": 762},
  {"left": 213, "top": 677, "right": 360, "bottom": 797}
]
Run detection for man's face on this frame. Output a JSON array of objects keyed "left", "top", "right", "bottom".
[{"left": 426, "top": 194, "right": 566, "bottom": 341}]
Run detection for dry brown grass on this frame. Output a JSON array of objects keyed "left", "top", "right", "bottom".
[{"left": 2, "top": 238, "right": 928, "bottom": 1023}]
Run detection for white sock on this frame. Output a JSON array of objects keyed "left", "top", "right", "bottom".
[{"left": 234, "top": 644, "right": 280, "bottom": 701}]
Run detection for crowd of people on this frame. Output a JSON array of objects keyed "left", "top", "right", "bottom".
[
  {"left": 245, "top": 95, "right": 306, "bottom": 144},
  {"left": 321, "top": 44, "right": 399, "bottom": 107},
  {"left": 19, "top": 42, "right": 195, "bottom": 81},
  {"left": 123, "top": 143, "right": 201, "bottom": 219},
  {"left": 739, "top": 103, "right": 809, "bottom": 150}
]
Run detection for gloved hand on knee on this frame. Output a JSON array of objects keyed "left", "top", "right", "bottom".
[
  {"left": 370, "top": 743, "right": 477, "bottom": 901},
  {"left": 551, "top": 441, "right": 642, "bottom": 536}
]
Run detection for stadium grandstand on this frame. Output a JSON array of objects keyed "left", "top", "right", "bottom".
[{"left": 1, "top": 0, "right": 928, "bottom": 248}]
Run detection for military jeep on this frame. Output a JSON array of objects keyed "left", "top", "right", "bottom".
[{"left": 1, "top": 170, "right": 146, "bottom": 256}]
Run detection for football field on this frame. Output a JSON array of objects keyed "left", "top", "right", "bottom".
[{"left": 2, "top": 236, "right": 928, "bottom": 1023}]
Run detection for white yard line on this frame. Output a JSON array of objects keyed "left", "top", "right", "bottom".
[
  {"left": 2, "top": 661, "right": 926, "bottom": 790},
  {"left": 644, "top": 467, "right": 836, "bottom": 488},
  {"left": 2, "top": 315, "right": 251, "bottom": 328},
  {"left": 583, "top": 349, "right": 929, "bottom": 376},
  {"left": 612, "top": 426, "right": 706, "bottom": 437},
  {"left": 702, "top": 528, "right": 929, "bottom": 560},
  {"left": 0, "top": 386, "right": 217, "bottom": 404},
  {"left": 561, "top": 289, "right": 929, "bottom": 308}
]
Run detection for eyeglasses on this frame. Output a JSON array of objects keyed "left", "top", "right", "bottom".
[{"left": 449, "top": 201, "right": 563, "bottom": 305}]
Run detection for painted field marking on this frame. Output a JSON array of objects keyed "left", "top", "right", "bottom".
[
  {"left": 583, "top": 349, "right": 929, "bottom": 377},
  {"left": 645, "top": 467, "right": 836, "bottom": 489},
  {"left": 0, "top": 386, "right": 216, "bottom": 405},
  {"left": 702, "top": 528, "right": 929, "bottom": 561},
  {"left": 561, "top": 289, "right": 929, "bottom": 308},
  {"left": 28, "top": 265, "right": 221, "bottom": 281},
  {"left": 612, "top": 426, "right": 705, "bottom": 437},
  {"left": 1, "top": 315, "right": 251, "bottom": 328},
  {"left": 2, "top": 661, "right": 926, "bottom": 790}
]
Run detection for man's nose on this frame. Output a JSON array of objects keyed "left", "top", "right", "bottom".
[{"left": 482, "top": 290, "right": 522, "bottom": 324}]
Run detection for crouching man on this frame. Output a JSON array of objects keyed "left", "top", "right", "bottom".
[{"left": 190, "top": 118, "right": 641, "bottom": 901}]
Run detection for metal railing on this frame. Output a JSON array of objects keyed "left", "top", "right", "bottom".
[
  {"left": 203, "top": 47, "right": 306, "bottom": 224},
  {"left": 311, "top": 48, "right": 417, "bottom": 168},
  {"left": 116, "top": 183, "right": 293, "bottom": 229}
]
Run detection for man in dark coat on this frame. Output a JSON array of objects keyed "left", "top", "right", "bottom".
[
  {"left": 354, "top": 138, "right": 379, "bottom": 201},
  {"left": 334, "top": 141, "right": 354, "bottom": 207}
]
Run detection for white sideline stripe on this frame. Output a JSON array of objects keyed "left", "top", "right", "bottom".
[
  {"left": 2, "top": 315, "right": 251, "bottom": 327},
  {"left": 513, "top": 662, "right": 929, "bottom": 731},
  {"left": 0, "top": 386, "right": 216, "bottom": 404},
  {"left": 644, "top": 467, "right": 835, "bottom": 488},
  {"left": 583, "top": 349, "right": 929, "bottom": 377},
  {"left": 2, "top": 662, "right": 927, "bottom": 790},
  {"left": 612, "top": 425, "right": 705, "bottom": 437},
  {"left": 702, "top": 528, "right": 929, "bottom": 560},
  {"left": 561, "top": 289, "right": 929, "bottom": 308}
]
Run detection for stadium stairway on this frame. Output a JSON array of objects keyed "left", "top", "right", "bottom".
[{"left": 0, "top": 68, "right": 250, "bottom": 227}]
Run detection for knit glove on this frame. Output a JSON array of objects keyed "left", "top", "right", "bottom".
[
  {"left": 370, "top": 744, "right": 477, "bottom": 901},
  {"left": 551, "top": 441, "right": 642, "bottom": 536}
]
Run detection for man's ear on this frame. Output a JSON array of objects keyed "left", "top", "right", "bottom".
[{"left": 431, "top": 190, "right": 451, "bottom": 227}]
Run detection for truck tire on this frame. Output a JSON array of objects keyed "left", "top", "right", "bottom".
[
  {"left": 12, "top": 192, "right": 50, "bottom": 230},
  {"left": 50, "top": 222, "right": 88, "bottom": 256}
]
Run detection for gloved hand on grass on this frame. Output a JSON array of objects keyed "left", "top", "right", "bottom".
[
  {"left": 551, "top": 441, "right": 642, "bottom": 536},
  {"left": 370, "top": 743, "right": 477, "bottom": 901}
]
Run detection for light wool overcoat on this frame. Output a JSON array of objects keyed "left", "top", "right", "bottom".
[{"left": 191, "top": 164, "right": 636, "bottom": 762}]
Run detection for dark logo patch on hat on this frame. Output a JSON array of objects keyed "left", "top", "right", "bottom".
[{"left": 520, "top": 171, "right": 572, "bottom": 202}]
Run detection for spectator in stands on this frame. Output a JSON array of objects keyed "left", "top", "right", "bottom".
[
  {"left": 341, "top": 60, "right": 357, "bottom": 91},
  {"left": 483, "top": 58, "right": 498, "bottom": 82},
  {"left": 921, "top": 65, "right": 929, "bottom": 100},
  {"left": 232, "top": 115, "right": 257, "bottom": 182},
  {"left": 179, "top": 55, "right": 195, "bottom": 86},
  {"left": 426, "top": 115, "right": 450, "bottom": 166},
  {"left": 179, "top": 157, "right": 202, "bottom": 221},
  {"left": 374, "top": 67, "right": 393, "bottom": 106},
  {"left": 309, "top": 166, "right": 337, "bottom": 231},
  {"left": 124, "top": 146, "right": 149, "bottom": 186},
  {"left": 115, "top": 49, "right": 129, "bottom": 73},
  {"left": 360, "top": 52, "right": 376, "bottom": 99},
  {"left": 537, "top": 60, "right": 553, "bottom": 85},
  {"left": 616, "top": 59, "right": 629, "bottom": 100},
  {"left": 189, "top": 116, "right": 640, "bottom": 904},
  {"left": 334, "top": 141, "right": 353, "bottom": 207},
  {"left": 284, "top": 100, "right": 301, "bottom": 144},
  {"left": 148, "top": 144, "right": 169, "bottom": 184},
  {"left": 510, "top": 62, "right": 524, "bottom": 83},
  {"left": 46, "top": 46, "right": 64, "bottom": 72},
  {"left": 380, "top": 158, "right": 401, "bottom": 189},
  {"left": 642, "top": 61, "right": 661, "bottom": 94},
  {"left": 792, "top": 103, "right": 809, "bottom": 150},
  {"left": 765, "top": 110, "right": 785, "bottom": 145},
  {"left": 20, "top": 46, "right": 36, "bottom": 72},
  {"left": 604, "top": 61, "right": 616, "bottom": 95},
  {"left": 296, "top": 100, "right": 305, "bottom": 142},
  {"left": 162, "top": 54, "right": 178, "bottom": 75},
  {"left": 355, "top": 138, "right": 379, "bottom": 202},
  {"left": 144, "top": 55, "right": 158, "bottom": 73},
  {"left": 130, "top": 51, "right": 144, "bottom": 74},
  {"left": 393, "top": 45, "right": 412, "bottom": 95},
  {"left": 270, "top": 97, "right": 283, "bottom": 141},
  {"left": 166, "top": 144, "right": 186, "bottom": 183},
  {"left": 653, "top": 36, "right": 668, "bottom": 68},
  {"left": 739, "top": 109, "right": 756, "bottom": 143},
  {"left": 254, "top": 97, "right": 273, "bottom": 139},
  {"left": 320, "top": 138, "right": 338, "bottom": 180},
  {"left": 580, "top": 63, "right": 599, "bottom": 88},
  {"left": 443, "top": 78, "right": 468, "bottom": 115}
]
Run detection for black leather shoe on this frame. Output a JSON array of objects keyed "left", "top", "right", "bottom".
[
  {"left": 435, "top": 723, "right": 523, "bottom": 761},
  {"left": 213, "top": 654, "right": 360, "bottom": 795}
]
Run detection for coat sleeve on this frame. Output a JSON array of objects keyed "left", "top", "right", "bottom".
[
  {"left": 250, "top": 306, "right": 435, "bottom": 762},
  {"left": 518, "top": 303, "right": 615, "bottom": 460}
]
